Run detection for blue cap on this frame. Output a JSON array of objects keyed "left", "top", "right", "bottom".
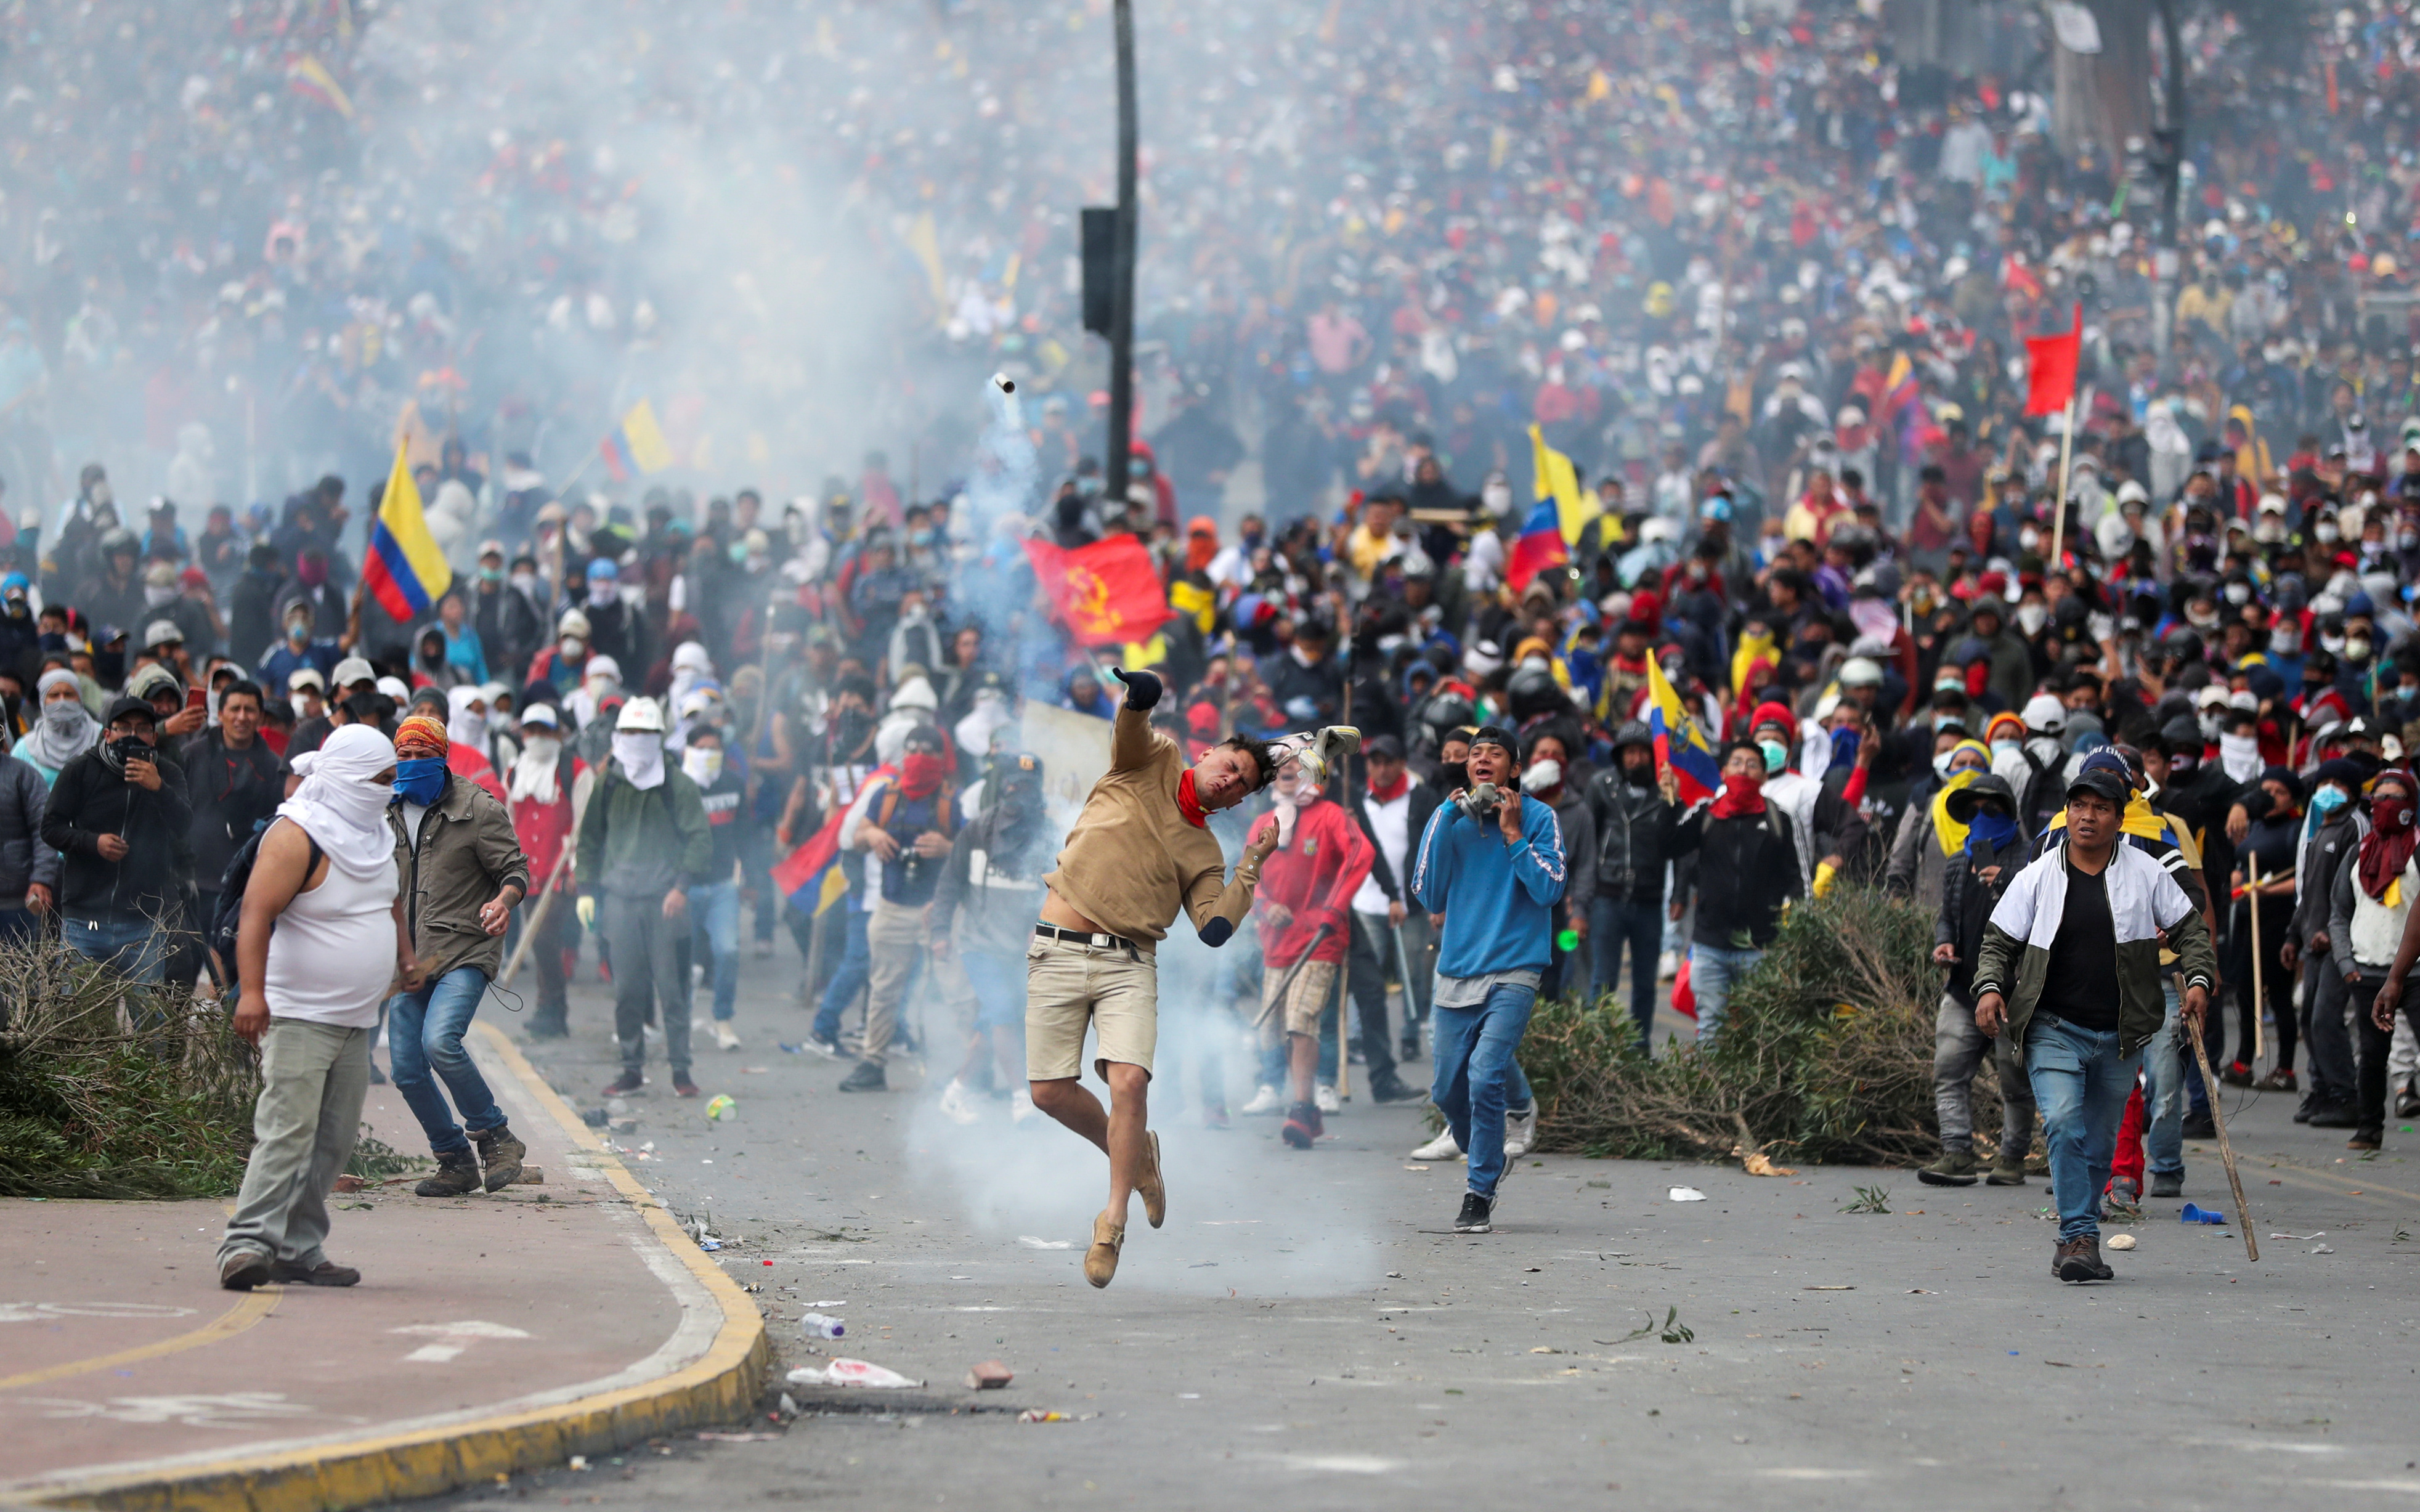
[
  {"left": 587, "top": 556, "right": 619, "bottom": 580},
  {"left": 0, "top": 572, "right": 27, "bottom": 595},
  {"left": 1699, "top": 495, "right": 1734, "bottom": 522}
]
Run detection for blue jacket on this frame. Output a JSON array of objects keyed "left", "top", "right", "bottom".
[{"left": 1408, "top": 794, "right": 1567, "bottom": 980}]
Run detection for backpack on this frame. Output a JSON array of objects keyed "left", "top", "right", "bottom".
[{"left": 209, "top": 818, "right": 322, "bottom": 993}]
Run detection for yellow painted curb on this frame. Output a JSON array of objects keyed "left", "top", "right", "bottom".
[{"left": 25, "top": 1022, "right": 769, "bottom": 1512}]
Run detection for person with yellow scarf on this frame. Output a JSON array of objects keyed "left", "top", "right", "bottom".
[{"left": 1885, "top": 737, "right": 1991, "bottom": 906}]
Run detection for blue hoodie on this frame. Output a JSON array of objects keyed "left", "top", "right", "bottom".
[{"left": 1408, "top": 794, "right": 1567, "bottom": 979}]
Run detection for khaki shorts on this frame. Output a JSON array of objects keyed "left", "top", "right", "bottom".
[
  {"left": 1260, "top": 957, "right": 1338, "bottom": 1039},
  {"left": 1025, "top": 933, "right": 1158, "bottom": 1080}
]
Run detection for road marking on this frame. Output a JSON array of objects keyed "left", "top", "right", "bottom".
[
  {"left": 6, "top": 1391, "right": 327, "bottom": 1429},
  {"left": 0, "top": 1290, "right": 279, "bottom": 1392},
  {"left": 0, "top": 1301, "right": 199, "bottom": 1324},
  {"left": 391, "top": 1320, "right": 532, "bottom": 1365}
]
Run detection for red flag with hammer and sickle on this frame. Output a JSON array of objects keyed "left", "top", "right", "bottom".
[{"left": 1022, "top": 535, "right": 1172, "bottom": 648}]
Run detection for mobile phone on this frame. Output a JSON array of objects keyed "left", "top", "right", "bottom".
[{"left": 187, "top": 686, "right": 206, "bottom": 712}]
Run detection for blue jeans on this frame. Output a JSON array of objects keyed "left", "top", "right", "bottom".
[
  {"left": 1688, "top": 942, "right": 1764, "bottom": 1044},
  {"left": 1590, "top": 896, "right": 1665, "bottom": 1051},
  {"left": 689, "top": 879, "right": 741, "bottom": 1021},
  {"left": 1430, "top": 981, "right": 1537, "bottom": 1200},
  {"left": 813, "top": 906, "right": 872, "bottom": 1044},
  {"left": 386, "top": 967, "right": 505, "bottom": 1158},
  {"left": 63, "top": 911, "right": 167, "bottom": 985},
  {"left": 2142, "top": 981, "right": 2187, "bottom": 1181},
  {"left": 2026, "top": 1013, "right": 2142, "bottom": 1242},
  {"left": 963, "top": 949, "right": 1026, "bottom": 1030}
]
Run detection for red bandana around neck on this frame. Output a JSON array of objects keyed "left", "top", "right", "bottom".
[
  {"left": 1176, "top": 768, "right": 1209, "bottom": 829},
  {"left": 1709, "top": 774, "right": 1768, "bottom": 819},
  {"left": 1368, "top": 770, "right": 1408, "bottom": 803}
]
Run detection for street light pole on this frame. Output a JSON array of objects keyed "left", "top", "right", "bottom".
[
  {"left": 2151, "top": 0, "right": 2187, "bottom": 360},
  {"left": 1105, "top": 0, "right": 1139, "bottom": 510}
]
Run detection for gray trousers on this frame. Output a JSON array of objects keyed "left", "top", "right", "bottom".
[
  {"left": 2302, "top": 957, "right": 2357, "bottom": 1106},
  {"left": 607, "top": 893, "right": 692, "bottom": 1075},
  {"left": 219, "top": 1019, "right": 371, "bottom": 1269},
  {"left": 1935, "top": 993, "right": 2036, "bottom": 1158}
]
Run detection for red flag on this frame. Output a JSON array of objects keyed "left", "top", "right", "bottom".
[
  {"left": 2023, "top": 303, "right": 2082, "bottom": 418},
  {"left": 1023, "top": 535, "right": 1173, "bottom": 647}
]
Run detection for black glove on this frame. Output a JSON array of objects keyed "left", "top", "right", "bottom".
[{"left": 1110, "top": 665, "right": 1162, "bottom": 711}]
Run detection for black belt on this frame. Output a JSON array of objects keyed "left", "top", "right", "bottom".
[{"left": 1034, "top": 924, "right": 1145, "bottom": 957}]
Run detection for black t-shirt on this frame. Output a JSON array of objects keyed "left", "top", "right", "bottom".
[{"left": 2038, "top": 855, "right": 2120, "bottom": 1033}]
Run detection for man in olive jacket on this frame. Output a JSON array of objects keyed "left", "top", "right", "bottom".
[
  {"left": 1972, "top": 760, "right": 2215, "bottom": 1286},
  {"left": 383, "top": 710, "right": 532, "bottom": 1198},
  {"left": 577, "top": 697, "right": 713, "bottom": 1100}
]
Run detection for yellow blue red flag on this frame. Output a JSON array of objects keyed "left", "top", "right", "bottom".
[
  {"left": 362, "top": 438, "right": 452, "bottom": 620},
  {"left": 1646, "top": 654, "right": 1720, "bottom": 803},
  {"left": 600, "top": 398, "right": 676, "bottom": 481},
  {"left": 1529, "top": 423, "right": 1600, "bottom": 546}
]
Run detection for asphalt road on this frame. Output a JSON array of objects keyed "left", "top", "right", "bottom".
[{"left": 399, "top": 956, "right": 2420, "bottom": 1512}]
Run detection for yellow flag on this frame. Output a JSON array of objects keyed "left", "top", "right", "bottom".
[{"left": 1529, "top": 424, "right": 1599, "bottom": 547}]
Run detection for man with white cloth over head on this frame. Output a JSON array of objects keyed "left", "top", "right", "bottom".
[{"left": 219, "top": 725, "right": 423, "bottom": 1291}]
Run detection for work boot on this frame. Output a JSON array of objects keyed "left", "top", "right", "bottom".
[
  {"left": 837, "top": 1060, "right": 887, "bottom": 1093},
  {"left": 270, "top": 1258, "right": 361, "bottom": 1286},
  {"left": 1084, "top": 1211, "right": 1125, "bottom": 1288},
  {"left": 2308, "top": 1100, "right": 2361, "bottom": 1129},
  {"left": 2349, "top": 1127, "right": 2383, "bottom": 1151},
  {"left": 1282, "top": 1102, "right": 1321, "bottom": 1150},
  {"left": 1917, "top": 1149, "right": 1981, "bottom": 1187},
  {"left": 219, "top": 1248, "right": 272, "bottom": 1291},
  {"left": 2053, "top": 1237, "right": 2113, "bottom": 1282},
  {"left": 1136, "top": 1130, "right": 1167, "bottom": 1229},
  {"left": 416, "top": 1150, "right": 483, "bottom": 1198},
  {"left": 1984, "top": 1154, "right": 2028, "bottom": 1187},
  {"left": 2148, "top": 1171, "right": 2185, "bottom": 1198},
  {"left": 475, "top": 1122, "right": 527, "bottom": 1193}
]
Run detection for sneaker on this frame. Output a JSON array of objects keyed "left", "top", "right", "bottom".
[
  {"left": 2053, "top": 1236, "right": 2112, "bottom": 1282},
  {"left": 2292, "top": 1095, "right": 2316, "bottom": 1124},
  {"left": 672, "top": 1073, "right": 702, "bottom": 1098},
  {"left": 1368, "top": 1071, "right": 1425, "bottom": 1104},
  {"left": 1292, "top": 725, "right": 1362, "bottom": 786},
  {"left": 270, "top": 1258, "right": 361, "bottom": 1286},
  {"left": 1239, "top": 1084, "right": 1285, "bottom": 1116},
  {"left": 1084, "top": 1211, "right": 1125, "bottom": 1288},
  {"left": 1917, "top": 1150, "right": 1981, "bottom": 1187},
  {"left": 711, "top": 1021, "right": 742, "bottom": 1052},
  {"left": 2180, "top": 1111, "right": 2218, "bottom": 1140},
  {"left": 368, "top": 1058, "right": 388, "bottom": 1086},
  {"left": 1200, "top": 1102, "right": 1230, "bottom": 1131},
  {"left": 1657, "top": 949, "right": 1679, "bottom": 982},
  {"left": 2148, "top": 1171, "right": 2184, "bottom": 1198},
  {"left": 219, "top": 1248, "right": 272, "bottom": 1291},
  {"left": 601, "top": 1070, "right": 644, "bottom": 1097},
  {"left": 1983, "top": 1157, "right": 2028, "bottom": 1187},
  {"left": 937, "top": 1079, "right": 981, "bottom": 1125},
  {"left": 642, "top": 1022, "right": 661, "bottom": 1044},
  {"left": 2398, "top": 1084, "right": 2420, "bottom": 1119},
  {"left": 2102, "top": 1179, "right": 2142, "bottom": 1220},
  {"left": 837, "top": 1060, "right": 888, "bottom": 1093},
  {"left": 2349, "top": 1128, "right": 2383, "bottom": 1151},
  {"left": 474, "top": 1122, "right": 527, "bottom": 1192},
  {"left": 2308, "top": 1100, "right": 2362, "bottom": 1129},
  {"left": 1010, "top": 1088, "right": 1039, "bottom": 1126},
  {"left": 2220, "top": 1061, "right": 2254, "bottom": 1088},
  {"left": 416, "top": 1151, "right": 483, "bottom": 1198},
  {"left": 1453, "top": 1192, "right": 1493, "bottom": 1234},
  {"left": 1282, "top": 1102, "right": 1321, "bottom": 1150},
  {"left": 803, "top": 1036, "right": 844, "bottom": 1061},
  {"left": 1504, "top": 1105, "right": 1538, "bottom": 1158},
  {"left": 1137, "top": 1131, "right": 1167, "bottom": 1227},
  {"left": 1315, "top": 1083, "right": 1341, "bottom": 1114},
  {"left": 1410, "top": 1128, "right": 1463, "bottom": 1162},
  {"left": 2254, "top": 1066, "right": 2297, "bottom": 1092},
  {"left": 1399, "top": 1034, "right": 1422, "bottom": 1065}
]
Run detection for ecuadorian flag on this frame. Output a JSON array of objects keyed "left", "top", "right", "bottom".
[
  {"left": 599, "top": 398, "right": 676, "bottom": 482},
  {"left": 1646, "top": 654, "right": 1721, "bottom": 805},
  {"left": 772, "top": 776, "right": 890, "bottom": 919},
  {"left": 362, "top": 439, "right": 452, "bottom": 620},
  {"left": 1528, "top": 424, "right": 1600, "bottom": 546},
  {"left": 1504, "top": 499, "right": 1568, "bottom": 593}
]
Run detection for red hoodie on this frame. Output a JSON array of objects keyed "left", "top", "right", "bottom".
[{"left": 1253, "top": 796, "right": 1373, "bottom": 969}]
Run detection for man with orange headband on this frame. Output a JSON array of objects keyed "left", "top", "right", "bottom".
[{"left": 383, "top": 710, "right": 532, "bottom": 1198}]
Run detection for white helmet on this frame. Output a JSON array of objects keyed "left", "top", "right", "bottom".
[{"left": 615, "top": 696, "right": 665, "bottom": 733}]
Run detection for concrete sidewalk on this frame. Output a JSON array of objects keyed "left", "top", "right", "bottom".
[{"left": 0, "top": 1022, "right": 767, "bottom": 1512}]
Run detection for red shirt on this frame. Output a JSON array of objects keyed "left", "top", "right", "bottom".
[{"left": 1253, "top": 797, "right": 1373, "bottom": 969}]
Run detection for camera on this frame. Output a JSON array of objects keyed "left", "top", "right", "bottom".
[{"left": 109, "top": 736, "right": 153, "bottom": 768}]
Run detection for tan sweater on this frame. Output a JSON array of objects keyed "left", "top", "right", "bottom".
[{"left": 1043, "top": 707, "right": 1259, "bottom": 944}]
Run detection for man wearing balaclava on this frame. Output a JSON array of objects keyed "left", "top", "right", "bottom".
[
  {"left": 832, "top": 724, "right": 964, "bottom": 1095},
  {"left": 577, "top": 697, "right": 713, "bottom": 1099}
]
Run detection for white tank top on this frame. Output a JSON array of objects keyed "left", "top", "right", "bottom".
[{"left": 264, "top": 829, "right": 400, "bottom": 1028}]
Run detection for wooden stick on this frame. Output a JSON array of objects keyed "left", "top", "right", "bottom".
[
  {"left": 2188, "top": 1020, "right": 2260, "bottom": 1262},
  {"left": 2247, "top": 873, "right": 2268, "bottom": 1067},
  {"left": 495, "top": 842, "right": 574, "bottom": 988}
]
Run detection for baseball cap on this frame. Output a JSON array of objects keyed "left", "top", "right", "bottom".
[
  {"left": 331, "top": 656, "right": 376, "bottom": 689},
  {"left": 286, "top": 667, "right": 326, "bottom": 694},
  {"left": 1468, "top": 723, "right": 1519, "bottom": 756}
]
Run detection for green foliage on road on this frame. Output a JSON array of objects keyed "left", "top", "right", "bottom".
[
  {"left": 1524, "top": 886, "right": 1968, "bottom": 1166},
  {"left": 0, "top": 939, "right": 262, "bottom": 1198}
]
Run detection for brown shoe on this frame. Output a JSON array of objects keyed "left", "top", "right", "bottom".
[
  {"left": 474, "top": 1122, "right": 527, "bottom": 1192},
  {"left": 2254, "top": 1067, "right": 2298, "bottom": 1093},
  {"left": 270, "top": 1258, "right": 361, "bottom": 1286},
  {"left": 1136, "top": 1131, "right": 1166, "bottom": 1229},
  {"left": 2348, "top": 1128, "right": 2383, "bottom": 1151},
  {"left": 1083, "top": 1211, "right": 1126, "bottom": 1289},
  {"left": 415, "top": 1150, "right": 482, "bottom": 1197},
  {"left": 219, "top": 1248, "right": 272, "bottom": 1291},
  {"left": 2053, "top": 1236, "right": 2113, "bottom": 1283}
]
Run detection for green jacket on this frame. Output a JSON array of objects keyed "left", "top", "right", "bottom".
[
  {"left": 1970, "top": 838, "right": 2217, "bottom": 1058},
  {"left": 575, "top": 763, "right": 713, "bottom": 901},
  {"left": 388, "top": 771, "right": 531, "bottom": 982}
]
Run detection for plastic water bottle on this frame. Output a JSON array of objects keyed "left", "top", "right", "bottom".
[{"left": 798, "top": 1312, "right": 847, "bottom": 1340}]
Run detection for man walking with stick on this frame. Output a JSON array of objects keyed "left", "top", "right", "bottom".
[{"left": 1972, "top": 758, "right": 2217, "bottom": 1282}]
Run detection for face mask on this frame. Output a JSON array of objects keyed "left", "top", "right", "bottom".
[
  {"left": 1481, "top": 482, "right": 1512, "bottom": 512},
  {"left": 2270, "top": 628, "right": 2299, "bottom": 656},
  {"left": 2312, "top": 784, "right": 2350, "bottom": 815},
  {"left": 480, "top": 565, "right": 503, "bottom": 583},
  {"left": 452, "top": 709, "right": 487, "bottom": 747},
  {"left": 2400, "top": 529, "right": 2419, "bottom": 551},
  {"left": 392, "top": 757, "right": 447, "bottom": 807},
  {"left": 2345, "top": 636, "right": 2372, "bottom": 662},
  {"left": 2200, "top": 712, "right": 2223, "bottom": 739},
  {"left": 899, "top": 750, "right": 948, "bottom": 796},
  {"left": 2169, "top": 751, "right": 2197, "bottom": 776},
  {"left": 682, "top": 746, "right": 724, "bottom": 786},
  {"left": 1759, "top": 739, "right": 1788, "bottom": 774},
  {"left": 43, "top": 697, "right": 84, "bottom": 733},
  {"left": 2316, "top": 522, "right": 2342, "bottom": 543},
  {"left": 1932, "top": 752, "right": 1955, "bottom": 778},
  {"left": 1989, "top": 738, "right": 2021, "bottom": 762},
  {"left": 561, "top": 636, "right": 586, "bottom": 661},
  {"left": 286, "top": 620, "right": 309, "bottom": 644},
  {"left": 2016, "top": 603, "right": 2048, "bottom": 636},
  {"left": 1437, "top": 760, "right": 1471, "bottom": 792},
  {"left": 2223, "top": 583, "right": 2251, "bottom": 605},
  {"left": 2321, "top": 633, "right": 2345, "bottom": 654},
  {"left": 521, "top": 734, "right": 561, "bottom": 766},
  {"left": 1520, "top": 759, "right": 1562, "bottom": 795},
  {"left": 1933, "top": 712, "right": 1963, "bottom": 732},
  {"left": 511, "top": 571, "right": 537, "bottom": 593},
  {"left": 2018, "top": 527, "right": 2040, "bottom": 551}
]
